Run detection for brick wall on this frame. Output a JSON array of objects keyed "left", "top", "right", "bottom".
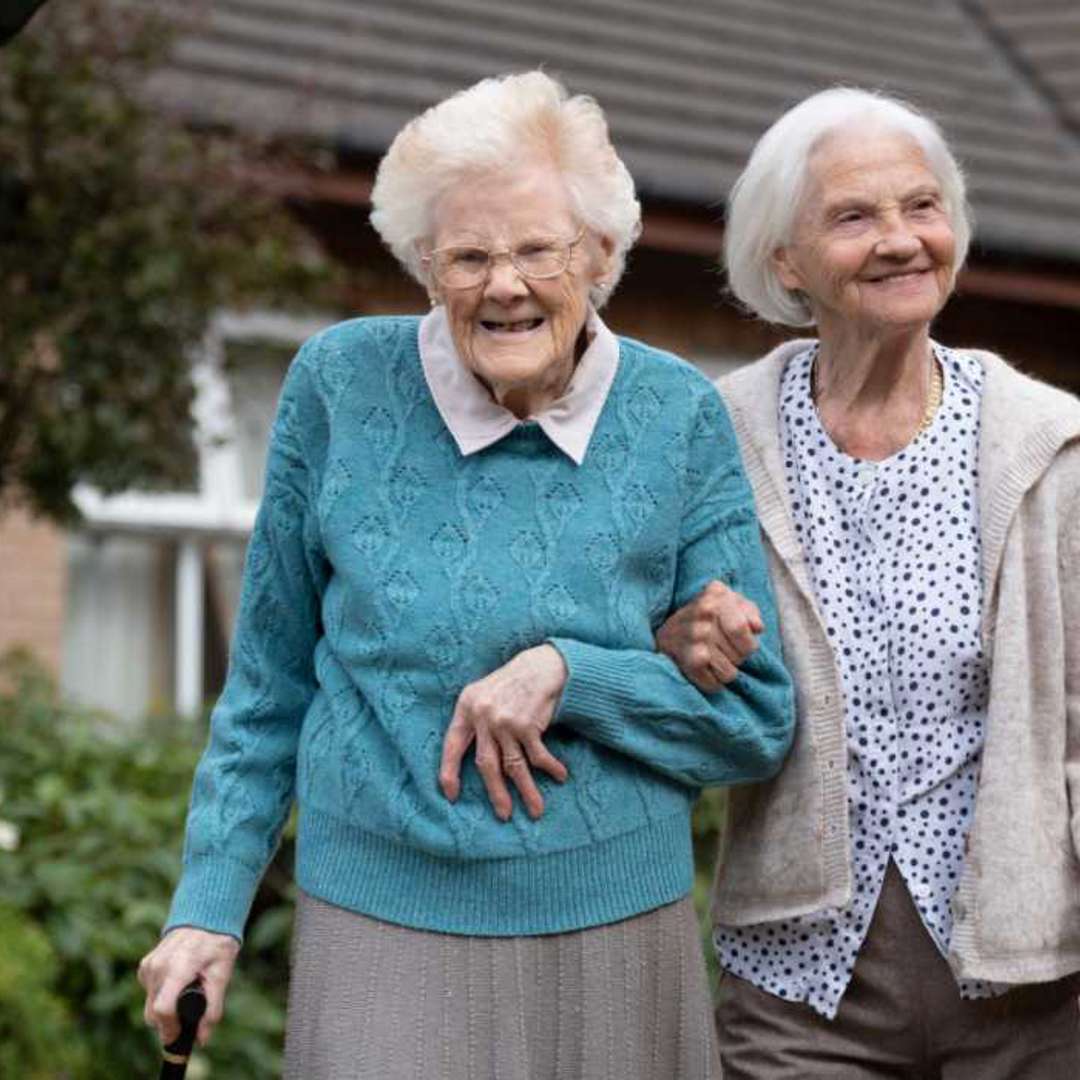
[{"left": 0, "top": 507, "right": 66, "bottom": 673}]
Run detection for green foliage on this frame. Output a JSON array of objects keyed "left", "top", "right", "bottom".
[
  {"left": 0, "top": 904, "right": 88, "bottom": 1078},
  {"left": 692, "top": 787, "right": 727, "bottom": 989},
  {"left": 0, "top": 652, "right": 293, "bottom": 1078},
  {"left": 0, "top": 0, "right": 341, "bottom": 522},
  {"left": 0, "top": 648, "right": 730, "bottom": 1077}
]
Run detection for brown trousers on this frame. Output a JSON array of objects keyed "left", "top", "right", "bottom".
[{"left": 715, "top": 862, "right": 1080, "bottom": 1079}]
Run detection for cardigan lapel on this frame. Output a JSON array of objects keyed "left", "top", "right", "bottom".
[
  {"left": 716, "top": 339, "right": 819, "bottom": 597},
  {"left": 970, "top": 348, "right": 1080, "bottom": 648}
]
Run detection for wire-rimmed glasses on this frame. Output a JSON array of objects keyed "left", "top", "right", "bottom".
[{"left": 422, "top": 227, "right": 586, "bottom": 289}]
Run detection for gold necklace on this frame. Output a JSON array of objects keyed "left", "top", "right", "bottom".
[
  {"left": 813, "top": 352, "right": 943, "bottom": 438},
  {"left": 914, "top": 356, "right": 943, "bottom": 436}
]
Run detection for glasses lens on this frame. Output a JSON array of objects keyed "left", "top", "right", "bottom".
[
  {"left": 436, "top": 247, "right": 489, "bottom": 287},
  {"left": 512, "top": 240, "right": 568, "bottom": 278}
]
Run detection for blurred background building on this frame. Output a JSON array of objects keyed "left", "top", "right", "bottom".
[{"left": 4, "top": 0, "right": 1079, "bottom": 721}]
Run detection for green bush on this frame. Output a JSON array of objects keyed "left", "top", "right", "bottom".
[
  {"left": 0, "top": 903, "right": 88, "bottom": 1078},
  {"left": 0, "top": 652, "right": 292, "bottom": 1078},
  {"left": 692, "top": 786, "right": 727, "bottom": 989},
  {"left": 0, "top": 650, "right": 727, "bottom": 1077}
]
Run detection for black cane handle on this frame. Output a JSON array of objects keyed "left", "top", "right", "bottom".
[{"left": 158, "top": 979, "right": 206, "bottom": 1080}]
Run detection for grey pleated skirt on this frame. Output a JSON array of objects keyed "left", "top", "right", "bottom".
[{"left": 284, "top": 889, "right": 721, "bottom": 1080}]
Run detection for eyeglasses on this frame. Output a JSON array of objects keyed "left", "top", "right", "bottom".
[{"left": 422, "top": 227, "right": 586, "bottom": 289}]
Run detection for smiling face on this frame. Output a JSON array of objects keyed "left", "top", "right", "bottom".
[
  {"left": 426, "top": 164, "right": 613, "bottom": 417},
  {"left": 773, "top": 130, "right": 957, "bottom": 339}
]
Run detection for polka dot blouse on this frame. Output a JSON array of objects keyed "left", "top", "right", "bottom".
[{"left": 714, "top": 343, "right": 1006, "bottom": 1018}]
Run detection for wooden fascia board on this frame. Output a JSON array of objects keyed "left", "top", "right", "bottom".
[{"left": 245, "top": 164, "right": 1080, "bottom": 310}]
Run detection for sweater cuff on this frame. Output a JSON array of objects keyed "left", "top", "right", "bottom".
[
  {"left": 164, "top": 853, "right": 263, "bottom": 943},
  {"left": 548, "top": 637, "right": 640, "bottom": 742}
]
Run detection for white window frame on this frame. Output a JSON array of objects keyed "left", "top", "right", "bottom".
[{"left": 72, "top": 310, "right": 329, "bottom": 717}]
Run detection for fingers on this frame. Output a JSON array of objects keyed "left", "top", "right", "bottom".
[
  {"left": 498, "top": 735, "right": 545, "bottom": 820},
  {"left": 138, "top": 929, "right": 239, "bottom": 1048},
  {"left": 474, "top": 729, "right": 514, "bottom": 821},
  {"left": 700, "top": 582, "right": 758, "bottom": 658},
  {"left": 658, "top": 581, "right": 764, "bottom": 691},
  {"left": 439, "top": 706, "right": 474, "bottom": 802},
  {"left": 149, "top": 971, "right": 195, "bottom": 1045},
  {"left": 524, "top": 731, "right": 569, "bottom": 785},
  {"left": 718, "top": 598, "right": 763, "bottom": 659},
  {"left": 139, "top": 949, "right": 197, "bottom": 1045},
  {"left": 198, "top": 967, "right": 230, "bottom": 1047}
]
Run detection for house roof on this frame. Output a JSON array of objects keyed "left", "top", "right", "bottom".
[
  {"left": 151, "top": 0, "right": 1080, "bottom": 263},
  {"left": 974, "top": 0, "right": 1080, "bottom": 136}
]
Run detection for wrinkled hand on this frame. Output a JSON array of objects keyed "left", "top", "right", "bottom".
[
  {"left": 656, "top": 580, "right": 763, "bottom": 692},
  {"left": 440, "top": 644, "right": 570, "bottom": 821},
  {"left": 138, "top": 926, "right": 239, "bottom": 1047}
]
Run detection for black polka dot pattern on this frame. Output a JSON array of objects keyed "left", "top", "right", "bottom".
[{"left": 715, "top": 344, "right": 1005, "bottom": 1018}]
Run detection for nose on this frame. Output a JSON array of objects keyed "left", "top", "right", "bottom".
[
  {"left": 482, "top": 253, "right": 530, "bottom": 304},
  {"left": 874, "top": 211, "right": 921, "bottom": 259}
]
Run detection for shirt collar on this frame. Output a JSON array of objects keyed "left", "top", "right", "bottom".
[{"left": 418, "top": 304, "right": 619, "bottom": 465}]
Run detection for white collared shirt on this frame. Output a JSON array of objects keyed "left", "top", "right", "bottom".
[{"left": 418, "top": 305, "right": 620, "bottom": 465}]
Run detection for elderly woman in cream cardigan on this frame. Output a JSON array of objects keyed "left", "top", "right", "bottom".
[{"left": 661, "top": 87, "right": 1080, "bottom": 1078}]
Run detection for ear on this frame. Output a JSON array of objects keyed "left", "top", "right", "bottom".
[
  {"left": 590, "top": 232, "right": 617, "bottom": 285},
  {"left": 771, "top": 246, "right": 805, "bottom": 292},
  {"left": 414, "top": 240, "right": 441, "bottom": 304}
]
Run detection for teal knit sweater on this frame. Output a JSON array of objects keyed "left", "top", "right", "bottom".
[{"left": 165, "top": 317, "right": 794, "bottom": 940}]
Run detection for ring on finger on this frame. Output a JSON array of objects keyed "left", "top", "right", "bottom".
[{"left": 501, "top": 754, "right": 526, "bottom": 770}]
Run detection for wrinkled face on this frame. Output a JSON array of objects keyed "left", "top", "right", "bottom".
[
  {"left": 426, "top": 165, "right": 612, "bottom": 412},
  {"left": 773, "top": 131, "right": 957, "bottom": 337}
]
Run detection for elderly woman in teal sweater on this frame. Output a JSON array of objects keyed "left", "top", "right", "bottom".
[{"left": 137, "top": 71, "right": 793, "bottom": 1079}]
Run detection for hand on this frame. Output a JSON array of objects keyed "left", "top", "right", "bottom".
[
  {"left": 138, "top": 926, "right": 240, "bottom": 1047},
  {"left": 656, "top": 580, "right": 763, "bottom": 692},
  {"left": 440, "top": 644, "right": 570, "bottom": 821}
]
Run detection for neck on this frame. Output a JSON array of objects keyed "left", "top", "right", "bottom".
[{"left": 814, "top": 322, "right": 935, "bottom": 460}]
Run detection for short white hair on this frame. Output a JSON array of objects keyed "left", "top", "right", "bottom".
[
  {"left": 724, "top": 87, "right": 972, "bottom": 327},
  {"left": 370, "top": 71, "right": 641, "bottom": 308}
]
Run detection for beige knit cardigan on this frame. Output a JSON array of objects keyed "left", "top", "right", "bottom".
[{"left": 711, "top": 339, "right": 1080, "bottom": 985}]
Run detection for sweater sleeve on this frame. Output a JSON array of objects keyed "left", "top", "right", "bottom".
[
  {"left": 165, "top": 346, "right": 329, "bottom": 941},
  {"left": 1062, "top": 482, "right": 1080, "bottom": 858},
  {"left": 548, "top": 383, "right": 795, "bottom": 789}
]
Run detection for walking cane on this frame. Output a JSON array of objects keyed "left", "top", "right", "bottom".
[{"left": 158, "top": 979, "right": 206, "bottom": 1080}]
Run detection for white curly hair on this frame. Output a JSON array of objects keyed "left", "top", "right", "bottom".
[{"left": 369, "top": 71, "right": 641, "bottom": 308}]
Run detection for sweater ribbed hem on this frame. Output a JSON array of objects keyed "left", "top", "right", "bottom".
[{"left": 295, "top": 808, "right": 694, "bottom": 936}]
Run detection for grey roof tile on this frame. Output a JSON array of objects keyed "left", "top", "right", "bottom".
[
  {"left": 973, "top": 0, "right": 1080, "bottom": 134},
  {"left": 146, "top": 0, "right": 1080, "bottom": 263}
]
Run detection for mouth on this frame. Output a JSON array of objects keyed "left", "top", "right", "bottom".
[
  {"left": 479, "top": 317, "right": 545, "bottom": 334},
  {"left": 865, "top": 269, "right": 931, "bottom": 284}
]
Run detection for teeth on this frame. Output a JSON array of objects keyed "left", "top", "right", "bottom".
[
  {"left": 874, "top": 271, "right": 924, "bottom": 282},
  {"left": 482, "top": 318, "right": 543, "bottom": 332}
]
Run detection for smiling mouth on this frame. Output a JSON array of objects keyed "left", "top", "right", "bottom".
[
  {"left": 480, "top": 318, "right": 544, "bottom": 333},
  {"left": 867, "top": 269, "right": 930, "bottom": 284}
]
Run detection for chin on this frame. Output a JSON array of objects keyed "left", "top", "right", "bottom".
[{"left": 473, "top": 345, "right": 553, "bottom": 384}]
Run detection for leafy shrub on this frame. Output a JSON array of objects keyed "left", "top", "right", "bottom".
[
  {"left": 0, "top": 650, "right": 727, "bottom": 1077},
  {"left": 0, "top": 652, "right": 292, "bottom": 1078},
  {"left": 0, "top": 903, "right": 87, "bottom": 1078},
  {"left": 692, "top": 786, "right": 727, "bottom": 988}
]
